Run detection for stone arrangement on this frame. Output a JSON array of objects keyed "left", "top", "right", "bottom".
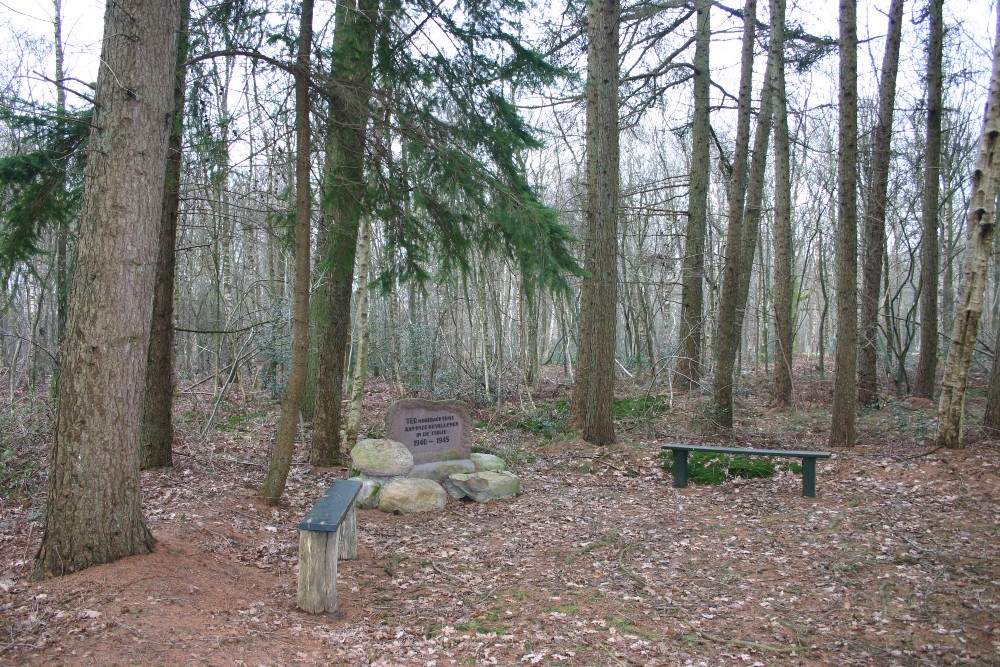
[{"left": 349, "top": 399, "right": 522, "bottom": 513}]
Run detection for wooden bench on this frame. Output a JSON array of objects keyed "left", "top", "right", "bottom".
[
  {"left": 661, "top": 444, "right": 832, "bottom": 497},
  {"left": 297, "top": 478, "right": 362, "bottom": 614}
]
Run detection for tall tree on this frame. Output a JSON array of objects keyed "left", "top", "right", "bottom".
[
  {"left": 52, "top": 0, "right": 69, "bottom": 343},
  {"left": 34, "top": 0, "right": 183, "bottom": 578},
  {"left": 771, "top": 0, "right": 794, "bottom": 406},
  {"left": 858, "top": 0, "right": 905, "bottom": 408},
  {"left": 829, "top": 0, "right": 859, "bottom": 447},
  {"left": 936, "top": 10, "right": 1000, "bottom": 450},
  {"left": 142, "top": 0, "right": 192, "bottom": 469},
  {"left": 914, "top": 0, "right": 945, "bottom": 398},
  {"left": 573, "top": 0, "right": 620, "bottom": 445},
  {"left": 710, "top": 0, "right": 755, "bottom": 430},
  {"left": 677, "top": 0, "right": 711, "bottom": 391},
  {"left": 310, "top": 0, "right": 380, "bottom": 467},
  {"left": 260, "top": 0, "right": 314, "bottom": 503}
]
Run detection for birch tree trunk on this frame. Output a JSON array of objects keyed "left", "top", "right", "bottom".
[
  {"left": 344, "top": 217, "right": 371, "bottom": 451},
  {"left": 937, "top": 11, "right": 1000, "bottom": 449},
  {"left": 858, "top": 0, "right": 904, "bottom": 408}
]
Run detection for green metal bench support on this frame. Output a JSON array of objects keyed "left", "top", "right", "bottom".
[{"left": 662, "top": 444, "right": 832, "bottom": 498}]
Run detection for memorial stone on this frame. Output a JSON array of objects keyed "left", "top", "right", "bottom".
[{"left": 386, "top": 398, "right": 472, "bottom": 465}]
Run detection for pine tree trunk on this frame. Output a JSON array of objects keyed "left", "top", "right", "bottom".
[
  {"left": 858, "top": 0, "right": 904, "bottom": 408},
  {"left": 260, "top": 0, "right": 314, "bottom": 504},
  {"left": 771, "top": 0, "right": 794, "bottom": 407},
  {"left": 142, "top": 0, "right": 191, "bottom": 470},
  {"left": 575, "top": 0, "right": 619, "bottom": 445},
  {"left": 311, "top": 0, "right": 379, "bottom": 466},
  {"left": 34, "top": 0, "right": 182, "bottom": 578},
  {"left": 937, "top": 11, "right": 1000, "bottom": 449},
  {"left": 677, "top": 0, "right": 711, "bottom": 392},
  {"left": 712, "top": 0, "right": 755, "bottom": 430},
  {"left": 914, "top": 0, "right": 945, "bottom": 399},
  {"left": 830, "top": 0, "right": 859, "bottom": 448}
]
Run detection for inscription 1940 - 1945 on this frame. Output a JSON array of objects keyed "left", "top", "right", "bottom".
[{"left": 385, "top": 399, "right": 471, "bottom": 464}]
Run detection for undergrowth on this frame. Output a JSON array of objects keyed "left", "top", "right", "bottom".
[{"left": 659, "top": 450, "right": 802, "bottom": 485}]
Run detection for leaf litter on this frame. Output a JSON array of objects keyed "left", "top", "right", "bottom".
[{"left": 0, "top": 376, "right": 997, "bottom": 666}]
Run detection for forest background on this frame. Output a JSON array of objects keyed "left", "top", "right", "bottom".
[{"left": 0, "top": 0, "right": 998, "bottom": 580}]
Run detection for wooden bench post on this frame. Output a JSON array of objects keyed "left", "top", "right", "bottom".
[{"left": 297, "top": 479, "right": 362, "bottom": 614}]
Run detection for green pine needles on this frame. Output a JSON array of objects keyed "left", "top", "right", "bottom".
[{"left": 0, "top": 102, "right": 90, "bottom": 281}]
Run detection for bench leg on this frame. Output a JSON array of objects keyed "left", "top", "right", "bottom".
[
  {"left": 801, "top": 458, "right": 816, "bottom": 497},
  {"left": 297, "top": 529, "right": 340, "bottom": 614},
  {"left": 338, "top": 503, "right": 358, "bottom": 561},
  {"left": 672, "top": 450, "right": 689, "bottom": 488}
]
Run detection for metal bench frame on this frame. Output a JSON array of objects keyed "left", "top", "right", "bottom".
[{"left": 661, "top": 444, "right": 832, "bottom": 497}]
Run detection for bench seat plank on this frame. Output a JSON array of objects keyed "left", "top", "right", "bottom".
[
  {"left": 297, "top": 479, "right": 363, "bottom": 614},
  {"left": 661, "top": 443, "right": 831, "bottom": 459},
  {"left": 300, "top": 478, "right": 363, "bottom": 532}
]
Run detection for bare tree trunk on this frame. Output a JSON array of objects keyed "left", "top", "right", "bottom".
[
  {"left": 677, "top": 0, "right": 711, "bottom": 391},
  {"left": 858, "top": 0, "right": 904, "bottom": 408},
  {"left": 142, "top": 0, "right": 191, "bottom": 469},
  {"left": 712, "top": 0, "right": 755, "bottom": 429},
  {"left": 34, "top": 0, "right": 182, "bottom": 578},
  {"left": 771, "top": 0, "right": 794, "bottom": 406},
  {"left": 344, "top": 217, "right": 371, "bottom": 451},
  {"left": 575, "top": 0, "right": 620, "bottom": 445},
  {"left": 914, "top": 0, "right": 945, "bottom": 398},
  {"left": 830, "top": 0, "right": 859, "bottom": 448},
  {"left": 52, "top": 0, "right": 69, "bottom": 346},
  {"left": 260, "top": 0, "right": 314, "bottom": 504},
  {"left": 937, "top": 12, "right": 1000, "bottom": 449},
  {"left": 733, "top": 54, "right": 778, "bottom": 348},
  {"left": 311, "top": 0, "right": 379, "bottom": 466}
]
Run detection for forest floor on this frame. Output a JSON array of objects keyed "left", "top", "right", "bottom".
[{"left": 1, "top": 370, "right": 998, "bottom": 666}]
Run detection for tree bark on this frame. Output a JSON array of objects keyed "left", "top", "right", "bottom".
[
  {"left": 858, "top": 0, "right": 904, "bottom": 408},
  {"left": 344, "top": 216, "right": 371, "bottom": 451},
  {"left": 311, "top": 0, "right": 379, "bottom": 466},
  {"left": 574, "top": 0, "right": 620, "bottom": 445},
  {"left": 711, "top": 0, "right": 755, "bottom": 430},
  {"left": 142, "top": 0, "right": 191, "bottom": 470},
  {"left": 830, "top": 0, "right": 859, "bottom": 448},
  {"left": 677, "top": 0, "right": 711, "bottom": 392},
  {"left": 34, "top": 0, "right": 182, "bottom": 578},
  {"left": 914, "top": 0, "right": 945, "bottom": 398},
  {"left": 771, "top": 0, "right": 794, "bottom": 407},
  {"left": 937, "top": 11, "right": 1000, "bottom": 449},
  {"left": 260, "top": 0, "right": 314, "bottom": 504},
  {"left": 52, "top": 0, "right": 69, "bottom": 346}
]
